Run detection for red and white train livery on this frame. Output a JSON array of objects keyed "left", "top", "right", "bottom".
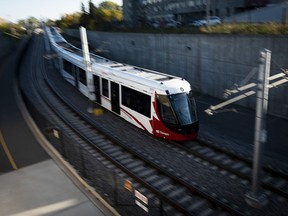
[{"left": 46, "top": 27, "right": 199, "bottom": 141}]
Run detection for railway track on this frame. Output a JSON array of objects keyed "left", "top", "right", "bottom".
[
  {"left": 119, "top": 114, "right": 288, "bottom": 205},
  {"left": 19, "top": 33, "right": 288, "bottom": 216},
  {"left": 165, "top": 138, "right": 288, "bottom": 201},
  {"left": 23, "top": 34, "right": 238, "bottom": 215},
  {"left": 41, "top": 35, "right": 238, "bottom": 215}
]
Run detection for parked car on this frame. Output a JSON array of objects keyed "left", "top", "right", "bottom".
[
  {"left": 148, "top": 20, "right": 181, "bottom": 28},
  {"left": 190, "top": 16, "right": 221, "bottom": 27},
  {"left": 164, "top": 20, "right": 182, "bottom": 28},
  {"left": 190, "top": 20, "right": 203, "bottom": 27}
]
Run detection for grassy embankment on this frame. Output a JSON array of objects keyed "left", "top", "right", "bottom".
[
  {"left": 201, "top": 23, "right": 288, "bottom": 35},
  {"left": 109, "top": 23, "right": 288, "bottom": 35}
]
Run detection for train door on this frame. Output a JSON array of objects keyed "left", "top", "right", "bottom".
[
  {"left": 93, "top": 75, "right": 101, "bottom": 104},
  {"left": 111, "top": 82, "right": 120, "bottom": 114}
]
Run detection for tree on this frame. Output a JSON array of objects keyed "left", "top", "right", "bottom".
[
  {"left": 80, "top": 2, "right": 89, "bottom": 27},
  {"left": 55, "top": 0, "right": 123, "bottom": 30},
  {"left": 87, "top": 0, "right": 97, "bottom": 29},
  {"left": 27, "top": 16, "right": 40, "bottom": 29},
  {"left": 17, "top": 16, "right": 39, "bottom": 30},
  {"left": 99, "top": 1, "right": 121, "bottom": 11},
  {"left": 57, "top": 13, "right": 81, "bottom": 29},
  {"left": 97, "top": 1, "right": 123, "bottom": 23},
  {"left": 89, "top": 0, "right": 97, "bottom": 19},
  {"left": 18, "top": 19, "right": 27, "bottom": 28},
  {"left": 45, "top": 19, "right": 56, "bottom": 26},
  {"left": 0, "top": 19, "right": 26, "bottom": 36}
]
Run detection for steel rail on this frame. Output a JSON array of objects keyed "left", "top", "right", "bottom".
[{"left": 165, "top": 137, "right": 288, "bottom": 200}]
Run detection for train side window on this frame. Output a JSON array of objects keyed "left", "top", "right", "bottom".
[
  {"left": 135, "top": 91, "right": 151, "bottom": 118},
  {"left": 63, "top": 59, "right": 73, "bottom": 76},
  {"left": 78, "top": 68, "right": 87, "bottom": 85},
  {"left": 122, "top": 86, "right": 131, "bottom": 107},
  {"left": 122, "top": 86, "right": 151, "bottom": 118},
  {"left": 102, "top": 78, "right": 109, "bottom": 98}
]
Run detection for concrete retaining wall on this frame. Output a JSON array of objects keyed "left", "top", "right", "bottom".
[{"left": 66, "top": 29, "right": 288, "bottom": 118}]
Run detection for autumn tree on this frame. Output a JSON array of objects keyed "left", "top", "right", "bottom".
[
  {"left": 97, "top": 1, "right": 123, "bottom": 23},
  {"left": 84, "top": 0, "right": 123, "bottom": 30},
  {"left": 57, "top": 13, "right": 81, "bottom": 29},
  {"left": 57, "top": 1, "right": 123, "bottom": 30}
]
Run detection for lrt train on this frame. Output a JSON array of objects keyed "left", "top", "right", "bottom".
[{"left": 45, "top": 27, "right": 199, "bottom": 141}]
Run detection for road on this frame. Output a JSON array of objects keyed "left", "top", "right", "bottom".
[{"left": 0, "top": 37, "right": 49, "bottom": 172}]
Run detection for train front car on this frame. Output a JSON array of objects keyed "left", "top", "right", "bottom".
[{"left": 151, "top": 78, "right": 199, "bottom": 141}]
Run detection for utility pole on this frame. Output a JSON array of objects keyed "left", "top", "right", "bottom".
[
  {"left": 204, "top": 49, "right": 288, "bottom": 208},
  {"left": 80, "top": 26, "right": 94, "bottom": 113},
  {"left": 245, "top": 49, "right": 271, "bottom": 208}
]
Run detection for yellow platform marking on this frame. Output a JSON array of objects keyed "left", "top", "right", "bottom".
[{"left": 0, "top": 130, "right": 18, "bottom": 170}]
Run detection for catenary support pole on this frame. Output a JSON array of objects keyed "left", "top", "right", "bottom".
[
  {"left": 245, "top": 49, "right": 271, "bottom": 208},
  {"left": 80, "top": 26, "right": 94, "bottom": 113}
]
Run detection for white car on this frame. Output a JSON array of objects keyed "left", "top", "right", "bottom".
[
  {"left": 165, "top": 20, "right": 182, "bottom": 28},
  {"left": 191, "top": 16, "right": 221, "bottom": 27}
]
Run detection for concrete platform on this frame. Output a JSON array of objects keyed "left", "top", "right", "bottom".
[{"left": 0, "top": 159, "right": 113, "bottom": 216}]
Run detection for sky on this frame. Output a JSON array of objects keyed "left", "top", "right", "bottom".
[{"left": 0, "top": 0, "right": 122, "bottom": 23}]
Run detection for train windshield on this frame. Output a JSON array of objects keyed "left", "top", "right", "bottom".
[
  {"left": 170, "top": 92, "right": 198, "bottom": 125},
  {"left": 157, "top": 91, "right": 198, "bottom": 127}
]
